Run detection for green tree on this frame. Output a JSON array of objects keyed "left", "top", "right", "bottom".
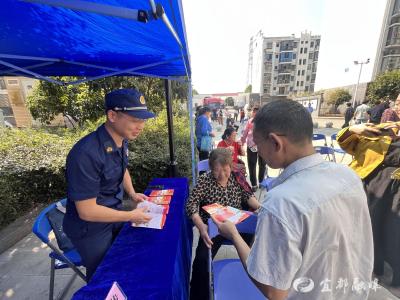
[
  {"left": 28, "top": 76, "right": 188, "bottom": 125},
  {"left": 27, "top": 77, "right": 104, "bottom": 126},
  {"left": 192, "top": 89, "right": 199, "bottom": 95},
  {"left": 225, "top": 97, "right": 235, "bottom": 106},
  {"left": 244, "top": 84, "right": 252, "bottom": 93},
  {"left": 325, "top": 88, "right": 352, "bottom": 112},
  {"left": 367, "top": 70, "right": 400, "bottom": 102}
]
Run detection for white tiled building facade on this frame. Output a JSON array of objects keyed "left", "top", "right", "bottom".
[
  {"left": 247, "top": 31, "right": 321, "bottom": 98},
  {"left": 373, "top": 0, "right": 400, "bottom": 78}
]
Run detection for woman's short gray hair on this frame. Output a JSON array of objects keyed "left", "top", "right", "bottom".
[{"left": 208, "top": 148, "right": 232, "bottom": 170}]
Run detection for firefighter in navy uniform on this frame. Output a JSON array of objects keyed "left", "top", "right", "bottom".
[{"left": 63, "top": 89, "right": 154, "bottom": 281}]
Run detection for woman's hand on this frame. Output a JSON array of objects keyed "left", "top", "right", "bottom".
[
  {"left": 349, "top": 123, "right": 381, "bottom": 137},
  {"left": 199, "top": 223, "right": 213, "bottom": 249}
]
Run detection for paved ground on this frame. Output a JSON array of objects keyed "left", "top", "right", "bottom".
[{"left": 0, "top": 119, "right": 399, "bottom": 299}]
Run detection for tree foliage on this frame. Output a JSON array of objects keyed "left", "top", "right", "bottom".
[
  {"left": 27, "top": 76, "right": 189, "bottom": 125},
  {"left": 244, "top": 84, "right": 252, "bottom": 93},
  {"left": 367, "top": 70, "right": 400, "bottom": 102},
  {"left": 325, "top": 88, "right": 352, "bottom": 109}
]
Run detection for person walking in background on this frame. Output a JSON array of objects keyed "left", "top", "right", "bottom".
[
  {"left": 307, "top": 102, "right": 314, "bottom": 114},
  {"left": 342, "top": 102, "right": 355, "bottom": 128},
  {"left": 354, "top": 100, "right": 370, "bottom": 124},
  {"left": 240, "top": 108, "right": 245, "bottom": 123},
  {"left": 218, "top": 109, "right": 223, "bottom": 125},
  {"left": 234, "top": 109, "right": 239, "bottom": 122},
  {"left": 241, "top": 107, "right": 267, "bottom": 192},
  {"left": 195, "top": 106, "right": 215, "bottom": 161}
]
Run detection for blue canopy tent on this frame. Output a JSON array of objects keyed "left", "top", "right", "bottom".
[{"left": 0, "top": 0, "right": 196, "bottom": 183}]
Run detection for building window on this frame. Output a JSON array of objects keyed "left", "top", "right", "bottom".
[
  {"left": 307, "top": 64, "right": 312, "bottom": 70},
  {"left": 276, "top": 54, "right": 279, "bottom": 59},
  {"left": 290, "top": 76, "right": 295, "bottom": 81},
  {"left": 306, "top": 75, "right": 310, "bottom": 81},
  {"left": 301, "top": 41, "right": 304, "bottom": 44},
  {"left": 302, "top": 70, "right": 305, "bottom": 75},
  {"left": 273, "top": 87, "right": 276, "bottom": 90},
  {"left": 296, "top": 81, "right": 299, "bottom": 86},
  {"left": 297, "top": 70, "right": 300, "bottom": 75},
  {"left": 301, "top": 81, "right": 304, "bottom": 86},
  {"left": 290, "top": 87, "right": 293, "bottom": 91},
  {"left": 276, "top": 43, "right": 280, "bottom": 47},
  {"left": 266, "top": 42, "right": 273, "bottom": 49},
  {"left": 274, "top": 66, "right": 278, "bottom": 70},
  {"left": 305, "top": 41, "right": 308, "bottom": 44},
  {"left": 299, "top": 59, "right": 302, "bottom": 65},
  {"left": 305, "top": 86, "right": 309, "bottom": 92},
  {"left": 300, "top": 48, "right": 303, "bottom": 54},
  {"left": 310, "top": 41, "right": 314, "bottom": 47},
  {"left": 279, "top": 87, "right": 285, "bottom": 94},
  {"left": 7, "top": 79, "right": 19, "bottom": 85},
  {"left": 303, "top": 59, "right": 306, "bottom": 65},
  {"left": 293, "top": 53, "right": 296, "bottom": 59},
  {"left": 309, "top": 53, "right": 313, "bottom": 59},
  {"left": 304, "top": 48, "right": 308, "bottom": 54}
]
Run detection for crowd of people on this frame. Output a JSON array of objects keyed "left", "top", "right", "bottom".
[
  {"left": 62, "top": 88, "right": 400, "bottom": 300},
  {"left": 343, "top": 93, "right": 400, "bottom": 128}
]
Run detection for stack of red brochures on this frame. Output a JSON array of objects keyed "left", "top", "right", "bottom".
[{"left": 131, "top": 189, "right": 174, "bottom": 229}]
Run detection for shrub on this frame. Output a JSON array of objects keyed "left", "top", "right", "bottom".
[{"left": 0, "top": 110, "right": 192, "bottom": 229}]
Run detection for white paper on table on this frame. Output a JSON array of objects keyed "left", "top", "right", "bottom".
[
  {"left": 131, "top": 213, "right": 166, "bottom": 230},
  {"left": 137, "top": 200, "right": 165, "bottom": 214}
]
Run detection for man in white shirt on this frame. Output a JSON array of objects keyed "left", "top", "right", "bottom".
[
  {"left": 213, "top": 99, "right": 374, "bottom": 300},
  {"left": 354, "top": 100, "right": 370, "bottom": 124}
]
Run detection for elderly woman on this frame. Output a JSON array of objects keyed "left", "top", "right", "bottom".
[
  {"left": 186, "top": 148, "right": 260, "bottom": 300},
  {"left": 338, "top": 122, "right": 400, "bottom": 286}
]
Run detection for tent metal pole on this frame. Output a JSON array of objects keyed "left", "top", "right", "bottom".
[
  {"left": 22, "top": 0, "right": 147, "bottom": 22},
  {"left": 66, "top": 57, "right": 181, "bottom": 85},
  {"left": 0, "top": 60, "right": 64, "bottom": 85},
  {"left": 0, "top": 54, "right": 60, "bottom": 61},
  {"left": 0, "top": 62, "right": 55, "bottom": 75},
  {"left": 165, "top": 79, "right": 177, "bottom": 177},
  {"left": 187, "top": 80, "right": 196, "bottom": 186}
]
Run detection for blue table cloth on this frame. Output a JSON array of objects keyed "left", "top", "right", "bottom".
[{"left": 73, "top": 177, "right": 193, "bottom": 299}]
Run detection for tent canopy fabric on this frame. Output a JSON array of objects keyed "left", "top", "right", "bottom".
[{"left": 0, "top": 0, "right": 190, "bottom": 81}]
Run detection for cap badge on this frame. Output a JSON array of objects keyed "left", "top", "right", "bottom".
[{"left": 140, "top": 95, "right": 146, "bottom": 105}]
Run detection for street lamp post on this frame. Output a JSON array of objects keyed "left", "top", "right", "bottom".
[{"left": 352, "top": 58, "right": 370, "bottom": 107}]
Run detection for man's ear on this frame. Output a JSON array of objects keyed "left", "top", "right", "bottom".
[
  {"left": 106, "top": 110, "right": 117, "bottom": 123},
  {"left": 269, "top": 133, "right": 284, "bottom": 152}
]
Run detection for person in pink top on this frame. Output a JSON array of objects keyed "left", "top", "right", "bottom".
[{"left": 241, "top": 107, "right": 267, "bottom": 191}]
